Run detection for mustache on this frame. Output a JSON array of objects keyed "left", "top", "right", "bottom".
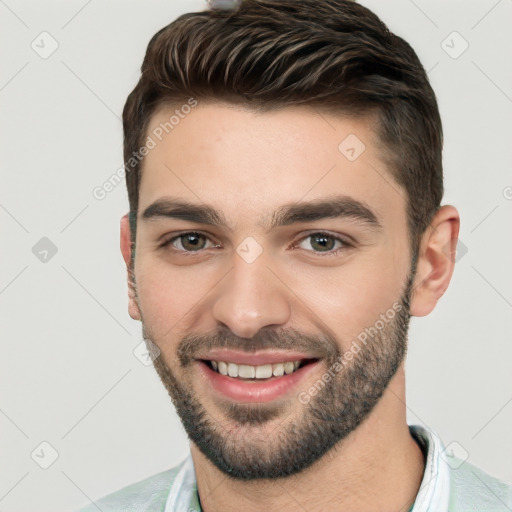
[{"left": 168, "top": 326, "right": 341, "bottom": 367}]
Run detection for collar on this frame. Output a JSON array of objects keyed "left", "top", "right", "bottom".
[
  {"left": 164, "top": 423, "right": 450, "bottom": 512},
  {"left": 408, "top": 424, "right": 451, "bottom": 511}
]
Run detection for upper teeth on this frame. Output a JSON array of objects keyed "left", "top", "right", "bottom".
[{"left": 211, "top": 360, "right": 301, "bottom": 378}]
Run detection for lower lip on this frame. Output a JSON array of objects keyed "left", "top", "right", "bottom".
[{"left": 197, "top": 360, "right": 320, "bottom": 403}]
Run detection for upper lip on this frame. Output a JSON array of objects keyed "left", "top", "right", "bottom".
[{"left": 197, "top": 349, "right": 320, "bottom": 366}]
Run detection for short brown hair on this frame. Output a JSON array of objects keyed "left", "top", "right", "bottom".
[{"left": 123, "top": 0, "right": 443, "bottom": 263}]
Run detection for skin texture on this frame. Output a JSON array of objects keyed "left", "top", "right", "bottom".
[{"left": 120, "top": 102, "right": 460, "bottom": 511}]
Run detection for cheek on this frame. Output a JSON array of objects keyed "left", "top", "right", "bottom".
[
  {"left": 135, "top": 263, "right": 183, "bottom": 332},
  {"left": 297, "top": 250, "right": 407, "bottom": 346},
  {"left": 134, "top": 257, "right": 218, "bottom": 336}
]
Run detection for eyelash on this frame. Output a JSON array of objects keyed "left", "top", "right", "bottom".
[{"left": 159, "top": 231, "right": 353, "bottom": 258}]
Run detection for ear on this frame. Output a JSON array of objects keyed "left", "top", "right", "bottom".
[
  {"left": 410, "top": 205, "right": 460, "bottom": 317},
  {"left": 120, "top": 213, "right": 141, "bottom": 321}
]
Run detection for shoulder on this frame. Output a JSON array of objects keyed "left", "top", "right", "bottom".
[
  {"left": 448, "top": 457, "right": 512, "bottom": 511},
  {"left": 409, "top": 424, "right": 512, "bottom": 511},
  {"left": 75, "top": 461, "right": 185, "bottom": 512}
]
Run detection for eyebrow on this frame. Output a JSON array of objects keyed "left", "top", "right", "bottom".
[{"left": 141, "top": 195, "right": 383, "bottom": 232}]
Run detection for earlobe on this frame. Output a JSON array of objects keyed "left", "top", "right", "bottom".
[
  {"left": 409, "top": 205, "right": 460, "bottom": 317},
  {"left": 120, "top": 214, "right": 141, "bottom": 321}
]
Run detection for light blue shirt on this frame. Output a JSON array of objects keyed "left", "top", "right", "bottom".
[{"left": 76, "top": 424, "right": 512, "bottom": 511}]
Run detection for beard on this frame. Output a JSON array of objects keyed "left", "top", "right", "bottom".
[{"left": 140, "top": 269, "right": 415, "bottom": 481}]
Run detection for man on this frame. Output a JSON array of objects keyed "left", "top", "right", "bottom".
[{"left": 78, "top": 0, "right": 512, "bottom": 510}]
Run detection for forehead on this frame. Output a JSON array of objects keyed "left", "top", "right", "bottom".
[{"left": 138, "top": 101, "right": 405, "bottom": 231}]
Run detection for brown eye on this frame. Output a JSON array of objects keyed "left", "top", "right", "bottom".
[
  {"left": 295, "top": 232, "right": 350, "bottom": 255},
  {"left": 178, "top": 233, "right": 207, "bottom": 251},
  {"left": 310, "top": 234, "right": 336, "bottom": 252},
  {"left": 161, "top": 232, "right": 217, "bottom": 253}
]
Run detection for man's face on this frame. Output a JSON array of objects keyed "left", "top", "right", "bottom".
[{"left": 128, "top": 102, "right": 415, "bottom": 479}]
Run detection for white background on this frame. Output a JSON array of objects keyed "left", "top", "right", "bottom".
[{"left": 1, "top": 1, "right": 511, "bottom": 511}]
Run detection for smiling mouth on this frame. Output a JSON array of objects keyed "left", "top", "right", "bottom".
[{"left": 202, "top": 358, "right": 318, "bottom": 380}]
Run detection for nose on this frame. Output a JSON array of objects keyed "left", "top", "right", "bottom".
[{"left": 211, "top": 251, "right": 291, "bottom": 339}]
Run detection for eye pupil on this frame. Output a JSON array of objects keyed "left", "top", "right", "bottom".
[
  {"left": 311, "top": 234, "right": 335, "bottom": 252},
  {"left": 182, "top": 234, "right": 205, "bottom": 251}
]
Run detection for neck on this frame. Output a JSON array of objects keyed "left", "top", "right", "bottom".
[{"left": 191, "top": 366, "right": 425, "bottom": 512}]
